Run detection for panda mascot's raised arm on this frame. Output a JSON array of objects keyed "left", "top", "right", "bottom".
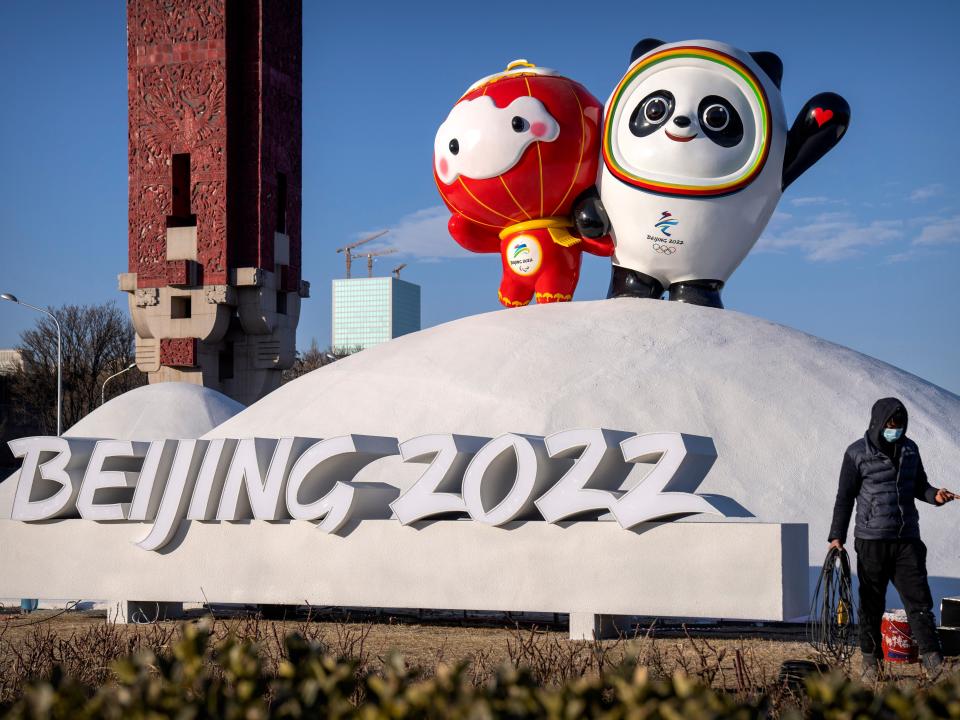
[{"left": 574, "top": 38, "right": 850, "bottom": 308}]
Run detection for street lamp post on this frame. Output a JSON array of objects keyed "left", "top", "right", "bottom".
[
  {"left": 1, "top": 293, "right": 62, "bottom": 436},
  {"left": 102, "top": 363, "right": 137, "bottom": 406},
  {"left": 1, "top": 292, "right": 58, "bottom": 613}
]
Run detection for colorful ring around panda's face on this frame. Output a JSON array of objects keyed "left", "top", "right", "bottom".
[{"left": 603, "top": 46, "right": 771, "bottom": 197}]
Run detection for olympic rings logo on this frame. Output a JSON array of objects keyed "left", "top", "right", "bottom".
[{"left": 652, "top": 243, "right": 678, "bottom": 255}]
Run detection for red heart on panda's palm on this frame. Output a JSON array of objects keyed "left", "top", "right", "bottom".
[{"left": 812, "top": 107, "right": 834, "bottom": 127}]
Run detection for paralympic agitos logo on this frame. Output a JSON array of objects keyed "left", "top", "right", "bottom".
[{"left": 6, "top": 428, "right": 739, "bottom": 552}]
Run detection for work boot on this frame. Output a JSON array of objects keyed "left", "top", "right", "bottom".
[
  {"left": 860, "top": 653, "right": 881, "bottom": 683},
  {"left": 921, "top": 651, "right": 944, "bottom": 681}
]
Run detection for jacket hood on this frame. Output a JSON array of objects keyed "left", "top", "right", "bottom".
[{"left": 867, "top": 397, "right": 908, "bottom": 452}]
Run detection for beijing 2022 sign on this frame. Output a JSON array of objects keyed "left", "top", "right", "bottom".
[{"left": 8, "top": 428, "right": 736, "bottom": 552}]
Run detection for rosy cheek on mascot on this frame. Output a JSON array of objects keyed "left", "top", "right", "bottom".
[{"left": 434, "top": 60, "right": 613, "bottom": 307}]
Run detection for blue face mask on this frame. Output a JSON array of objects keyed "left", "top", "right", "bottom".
[{"left": 883, "top": 428, "right": 904, "bottom": 443}]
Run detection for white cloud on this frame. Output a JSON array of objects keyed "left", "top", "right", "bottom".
[
  {"left": 873, "top": 214, "right": 959, "bottom": 262},
  {"left": 357, "top": 206, "right": 475, "bottom": 260},
  {"left": 813, "top": 211, "right": 852, "bottom": 222},
  {"left": 909, "top": 184, "right": 945, "bottom": 202},
  {"left": 789, "top": 196, "right": 842, "bottom": 207},
  {"left": 884, "top": 251, "right": 915, "bottom": 264},
  {"left": 911, "top": 214, "right": 960, "bottom": 246},
  {"left": 757, "top": 213, "right": 905, "bottom": 261},
  {"left": 371, "top": 205, "right": 959, "bottom": 267}
]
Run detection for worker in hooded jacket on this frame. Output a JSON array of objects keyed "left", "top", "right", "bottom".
[{"left": 829, "top": 397, "right": 956, "bottom": 681}]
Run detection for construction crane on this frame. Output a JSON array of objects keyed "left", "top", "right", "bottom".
[
  {"left": 336, "top": 230, "right": 387, "bottom": 278},
  {"left": 365, "top": 248, "right": 398, "bottom": 277},
  {"left": 392, "top": 263, "right": 407, "bottom": 280}
]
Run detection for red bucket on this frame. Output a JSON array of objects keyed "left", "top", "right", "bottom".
[{"left": 881, "top": 610, "right": 918, "bottom": 663}]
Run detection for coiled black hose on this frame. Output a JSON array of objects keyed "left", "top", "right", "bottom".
[{"left": 807, "top": 545, "right": 858, "bottom": 662}]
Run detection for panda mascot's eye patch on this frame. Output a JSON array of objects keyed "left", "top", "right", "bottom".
[
  {"left": 629, "top": 91, "right": 675, "bottom": 137},
  {"left": 698, "top": 95, "right": 743, "bottom": 148}
]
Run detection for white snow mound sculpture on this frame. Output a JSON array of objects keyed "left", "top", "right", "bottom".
[
  {"left": 69, "top": 382, "right": 244, "bottom": 440},
  {"left": 207, "top": 299, "right": 960, "bottom": 603},
  {"left": 0, "top": 383, "right": 244, "bottom": 519},
  {"left": 0, "top": 382, "right": 244, "bottom": 521}
]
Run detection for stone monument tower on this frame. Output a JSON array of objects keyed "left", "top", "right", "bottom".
[{"left": 120, "top": 0, "right": 306, "bottom": 405}]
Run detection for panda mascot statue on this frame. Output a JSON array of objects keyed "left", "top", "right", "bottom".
[{"left": 575, "top": 38, "right": 850, "bottom": 308}]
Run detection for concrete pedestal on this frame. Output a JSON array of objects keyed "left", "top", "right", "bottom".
[
  {"left": 109, "top": 600, "right": 185, "bottom": 624},
  {"left": 569, "top": 613, "right": 635, "bottom": 641},
  {"left": 0, "top": 519, "right": 808, "bottom": 629}
]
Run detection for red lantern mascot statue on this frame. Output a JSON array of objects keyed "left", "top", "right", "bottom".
[{"left": 434, "top": 60, "right": 613, "bottom": 307}]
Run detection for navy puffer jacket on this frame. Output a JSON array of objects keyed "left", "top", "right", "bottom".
[{"left": 828, "top": 397, "right": 940, "bottom": 543}]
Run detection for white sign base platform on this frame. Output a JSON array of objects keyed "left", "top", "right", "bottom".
[{"left": 0, "top": 519, "right": 808, "bottom": 637}]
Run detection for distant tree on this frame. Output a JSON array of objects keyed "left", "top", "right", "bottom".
[
  {"left": 282, "top": 339, "right": 358, "bottom": 383},
  {"left": 10, "top": 302, "right": 145, "bottom": 434}
]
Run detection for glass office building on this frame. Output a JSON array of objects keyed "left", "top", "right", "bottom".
[{"left": 332, "top": 277, "right": 421, "bottom": 350}]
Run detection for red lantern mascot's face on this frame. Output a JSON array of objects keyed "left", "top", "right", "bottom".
[{"left": 434, "top": 61, "right": 612, "bottom": 307}]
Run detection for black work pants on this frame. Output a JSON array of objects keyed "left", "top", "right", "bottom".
[{"left": 855, "top": 538, "right": 940, "bottom": 656}]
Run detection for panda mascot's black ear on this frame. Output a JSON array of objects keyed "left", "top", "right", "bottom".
[
  {"left": 749, "top": 51, "right": 783, "bottom": 89},
  {"left": 630, "top": 38, "right": 666, "bottom": 64}
]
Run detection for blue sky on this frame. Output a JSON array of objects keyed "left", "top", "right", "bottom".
[{"left": 0, "top": 0, "right": 958, "bottom": 393}]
